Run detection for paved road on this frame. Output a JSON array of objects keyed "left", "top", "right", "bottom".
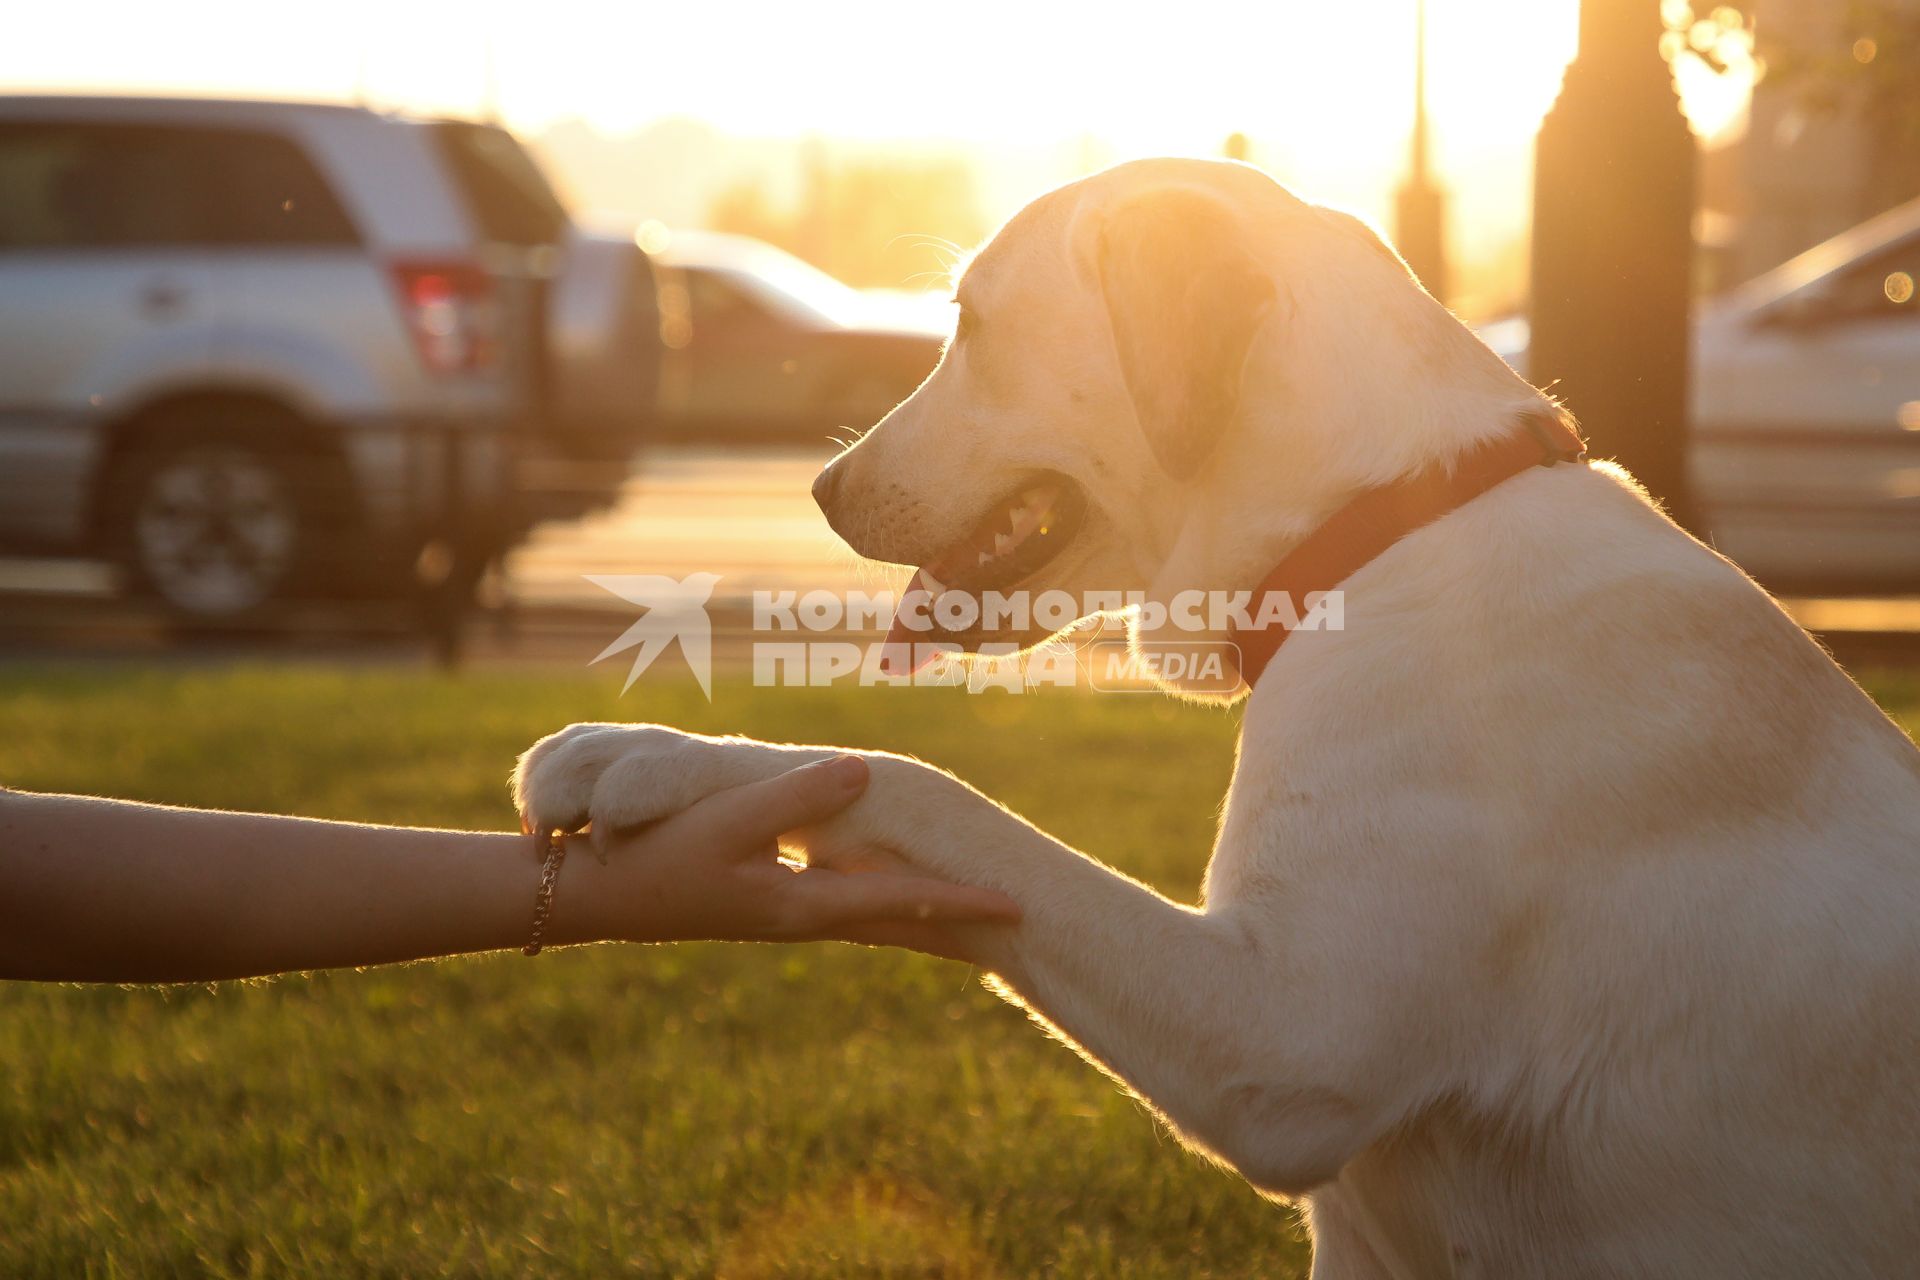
[
  {"left": 504, "top": 446, "right": 900, "bottom": 610},
  {"left": 0, "top": 446, "right": 901, "bottom": 666},
  {"left": 3, "top": 444, "right": 1919, "bottom": 669}
]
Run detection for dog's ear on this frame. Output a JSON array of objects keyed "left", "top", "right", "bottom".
[{"left": 1096, "top": 188, "right": 1276, "bottom": 480}]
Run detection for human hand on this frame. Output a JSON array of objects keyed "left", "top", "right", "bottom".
[{"left": 550, "top": 753, "right": 1018, "bottom": 960}]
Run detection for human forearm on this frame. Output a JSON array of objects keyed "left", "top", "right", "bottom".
[{"left": 0, "top": 789, "right": 569, "bottom": 983}]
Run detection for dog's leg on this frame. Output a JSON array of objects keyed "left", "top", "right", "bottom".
[{"left": 831, "top": 754, "right": 1406, "bottom": 1199}]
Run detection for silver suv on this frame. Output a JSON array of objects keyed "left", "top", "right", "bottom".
[{"left": 0, "top": 96, "right": 655, "bottom": 620}]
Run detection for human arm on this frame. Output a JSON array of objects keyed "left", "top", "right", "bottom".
[{"left": 0, "top": 756, "right": 1018, "bottom": 984}]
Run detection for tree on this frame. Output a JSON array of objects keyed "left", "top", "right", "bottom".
[{"left": 1752, "top": 0, "right": 1920, "bottom": 218}]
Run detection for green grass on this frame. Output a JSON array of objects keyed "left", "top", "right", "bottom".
[
  {"left": 2, "top": 664, "right": 1915, "bottom": 1279},
  {"left": 0, "top": 666, "right": 1285, "bottom": 1279}
]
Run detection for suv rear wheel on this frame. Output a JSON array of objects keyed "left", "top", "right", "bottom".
[{"left": 107, "top": 409, "right": 337, "bottom": 620}]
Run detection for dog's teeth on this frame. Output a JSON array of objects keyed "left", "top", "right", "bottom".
[
  {"left": 977, "top": 550, "right": 993, "bottom": 567},
  {"left": 1004, "top": 503, "right": 1028, "bottom": 528},
  {"left": 992, "top": 533, "right": 1015, "bottom": 556},
  {"left": 920, "top": 570, "right": 945, "bottom": 595}
]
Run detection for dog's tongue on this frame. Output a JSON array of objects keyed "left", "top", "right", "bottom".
[{"left": 879, "top": 568, "right": 939, "bottom": 677}]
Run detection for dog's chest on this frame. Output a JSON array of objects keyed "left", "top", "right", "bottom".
[{"left": 1310, "top": 1129, "right": 1585, "bottom": 1280}]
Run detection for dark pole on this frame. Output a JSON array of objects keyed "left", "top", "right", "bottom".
[
  {"left": 1530, "top": 0, "right": 1698, "bottom": 532},
  {"left": 1394, "top": 0, "right": 1450, "bottom": 302}
]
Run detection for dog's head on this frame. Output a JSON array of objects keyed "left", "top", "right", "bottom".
[{"left": 814, "top": 157, "right": 1538, "bottom": 691}]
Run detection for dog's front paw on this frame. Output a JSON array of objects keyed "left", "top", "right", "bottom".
[
  {"left": 513, "top": 723, "right": 813, "bottom": 841},
  {"left": 514, "top": 723, "right": 722, "bottom": 836}
]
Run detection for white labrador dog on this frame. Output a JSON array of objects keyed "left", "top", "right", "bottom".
[{"left": 516, "top": 159, "right": 1920, "bottom": 1277}]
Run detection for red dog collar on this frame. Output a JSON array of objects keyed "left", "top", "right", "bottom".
[{"left": 1229, "top": 411, "right": 1587, "bottom": 690}]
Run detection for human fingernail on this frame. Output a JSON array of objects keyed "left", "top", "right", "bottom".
[{"left": 828, "top": 754, "right": 868, "bottom": 788}]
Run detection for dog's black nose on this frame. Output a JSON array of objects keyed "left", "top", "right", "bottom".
[{"left": 811, "top": 462, "right": 842, "bottom": 516}]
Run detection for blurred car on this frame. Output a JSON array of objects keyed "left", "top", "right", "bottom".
[
  {"left": 651, "top": 230, "right": 949, "bottom": 443},
  {"left": 0, "top": 95, "right": 656, "bottom": 621},
  {"left": 1482, "top": 196, "right": 1920, "bottom": 593}
]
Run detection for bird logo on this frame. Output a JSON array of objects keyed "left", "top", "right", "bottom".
[{"left": 585, "top": 573, "right": 723, "bottom": 699}]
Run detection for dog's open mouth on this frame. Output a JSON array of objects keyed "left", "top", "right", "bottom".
[{"left": 880, "top": 476, "right": 1086, "bottom": 674}]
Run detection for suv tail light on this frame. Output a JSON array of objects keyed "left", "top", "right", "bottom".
[{"left": 388, "top": 260, "right": 498, "bottom": 375}]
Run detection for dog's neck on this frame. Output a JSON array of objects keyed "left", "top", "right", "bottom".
[
  {"left": 1138, "top": 290, "right": 1555, "bottom": 691},
  {"left": 1228, "top": 411, "right": 1586, "bottom": 686}
]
